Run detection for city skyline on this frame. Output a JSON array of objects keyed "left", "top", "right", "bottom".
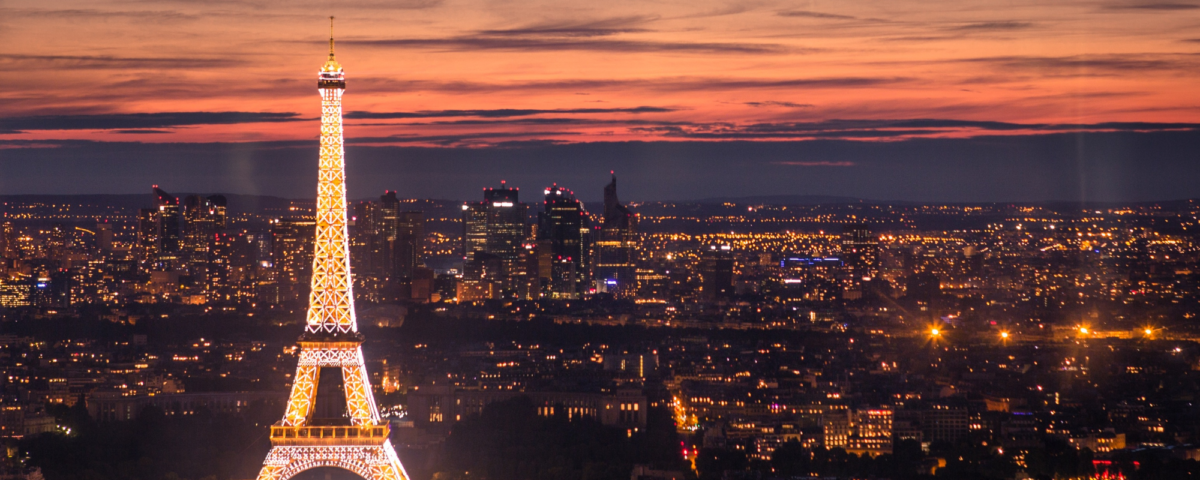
[
  {"left": 6, "top": 6, "right": 1200, "bottom": 480},
  {"left": 2, "top": 1, "right": 1200, "bottom": 201}
]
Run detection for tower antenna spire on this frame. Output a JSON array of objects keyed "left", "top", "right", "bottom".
[{"left": 328, "top": 16, "right": 336, "bottom": 60}]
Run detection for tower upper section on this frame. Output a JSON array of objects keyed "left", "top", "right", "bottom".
[
  {"left": 306, "top": 16, "right": 356, "bottom": 335},
  {"left": 319, "top": 17, "right": 345, "bottom": 90}
]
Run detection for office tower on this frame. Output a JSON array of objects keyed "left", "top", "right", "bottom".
[
  {"left": 0, "top": 222, "right": 13, "bottom": 278},
  {"left": 699, "top": 244, "right": 735, "bottom": 303},
  {"left": 95, "top": 222, "right": 113, "bottom": 253},
  {"left": 378, "top": 190, "right": 400, "bottom": 270},
  {"left": 538, "top": 184, "right": 588, "bottom": 299},
  {"left": 351, "top": 199, "right": 387, "bottom": 276},
  {"left": 461, "top": 181, "right": 527, "bottom": 299},
  {"left": 136, "top": 208, "right": 160, "bottom": 267},
  {"left": 226, "top": 232, "right": 269, "bottom": 304},
  {"left": 840, "top": 223, "right": 879, "bottom": 283},
  {"left": 595, "top": 174, "right": 638, "bottom": 297},
  {"left": 209, "top": 195, "right": 228, "bottom": 230},
  {"left": 483, "top": 182, "right": 526, "bottom": 285},
  {"left": 459, "top": 251, "right": 502, "bottom": 302},
  {"left": 44, "top": 224, "right": 70, "bottom": 265},
  {"left": 0, "top": 222, "right": 14, "bottom": 259},
  {"left": 256, "top": 24, "right": 410, "bottom": 480},
  {"left": 462, "top": 203, "right": 489, "bottom": 262},
  {"left": 183, "top": 195, "right": 216, "bottom": 277},
  {"left": 268, "top": 218, "right": 316, "bottom": 304},
  {"left": 154, "top": 187, "right": 182, "bottom": 257},
  {"left": 180, "top": 194, "right": 230, "bottom": 299},
  {"left": 532, "top": 239, "right": 554, "bottom": 298},
  {"left": 350, "top": 191, "right": 426, "bottom": 299},
  {"left": 393, "top": 210, "right": 424, "bottom": 280},
  {"left": 138, "top": 186, "right": 183, "bottom": 271}
]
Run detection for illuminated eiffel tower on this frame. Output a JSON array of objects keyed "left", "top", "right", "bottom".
[{"left": 256, "top": 19, "right": 409, "bottom": 480}]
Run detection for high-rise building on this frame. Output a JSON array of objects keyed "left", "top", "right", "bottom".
[
  {"left": 138, "top": 187, "right": 183, "bottom": 271},
  {"left": 699, "top": 244, "right": 735, "bottom": 303},
  {"left": 595, "top": 174, "right": 638, "bottom": 297},
  {"left": 95, "top": 222, "right": 113, "bottom": 253},
  {"left": 462, "top": 203, "right": 489, "bottom": 262},
  {"left": 483, "top": 182, "right": 527, "bottom": 286},
  {"left": 350, "top": 192, "right": 426, "bottom": 301},
  {"left": 267, "top": 218, "right": 316, "bottom": 304},
  {"left": 351, "top": 199, "right": 387, "bottom": 277},
  {"left": 461, "top": 181, "right": 527, "bottom": 299},
  {"left": 379, "top": 189, "right": 400, "bottom": 230},
  {"left": 136, "top": 208, "right": 160, "bottom": 268},
  {"left": 393, "top": 210, "right": 424, "bottom": 281},
  {"left": 183, "top": 195, "right": 227, "bottom": 281},
  {"left": 840, "top": 223, "right": 878, "bottom": 286},
  {"left": 0, "top": 222, "right": 14, "bottom": 260},
  {"left": 0, "top": 222, "right": 13, "bottom": 278},
  {"left": 154, "top": 187, "right": 183, "bottom": 258},
  {"left": 538, "top": 184, "right": 589, "bottom": 299}
]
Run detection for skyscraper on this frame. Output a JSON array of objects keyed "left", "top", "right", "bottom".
[
  {"left": 137, "top": 187, "right": 182, "bottom": 271},
  {"left": 136, "top": 207, "right": 160, "bottom": 268},
  {"left": 95, "top": 222, "right": 113, "bottom": 253},
  {"left": 351, "top": 198, "right": 386, "bottom": 277},
  {"left": 538, "top": 184, "right": 589, "bottom": 299},
  {"left": 462, "top": 202, "right": 489, "bottom": 262},
  {"left": 461, "top": 181, "right": 527, "bottom": 299},
  {"left": 352, "top": 191, "right": 425, "bottom": 284},
  {"left": 840, "top": 223, "right": 879, "bottom": 296},
  {"left": 270, "top": 218, "right": 316, "bottom": 286},
  {"left": 154, "top": 187, "right": 182, "bottom": 256},
  {"left": 183, "top": 195, "right": 226, "bottom": 280},
  {"left": 393, "top": 210, "right": 424, "bottom": 281},
  {"left": 699, "top": 244, "right": 735, "bottom": 303},
  {"left": 0, "top": 222, "right": 15, "bottom": 260},
  {"left": 595, "top": 173, "right": 638, "bottom": 298}
]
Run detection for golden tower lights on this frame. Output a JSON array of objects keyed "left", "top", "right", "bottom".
[{"left": 256, "top": 19, "right": 410, "bottom": 480}]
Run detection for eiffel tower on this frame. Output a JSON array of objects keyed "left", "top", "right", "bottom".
[{"left": 256, "top": 19, "right": 409, "bottom": 480}]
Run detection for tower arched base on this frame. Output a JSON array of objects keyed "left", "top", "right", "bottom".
[{"left": 256, "top": 442, "right": 409, "bottom": 480}]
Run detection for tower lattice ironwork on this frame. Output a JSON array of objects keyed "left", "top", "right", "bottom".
[{"left": 256, "top": 18, "right": 410, "bottom": 480}]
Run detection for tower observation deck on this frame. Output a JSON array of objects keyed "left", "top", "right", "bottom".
[{"left": 255, "top": 19, "right": 410, "bottom": 480}]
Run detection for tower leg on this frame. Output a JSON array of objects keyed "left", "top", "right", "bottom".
[
  {"left": 283, "top": 365, "right": 320, "bottom": 426},
  {"left": 342, "top": 363, "right": 378, "bottom": 425}
]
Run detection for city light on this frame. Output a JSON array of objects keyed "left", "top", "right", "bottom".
[{"left": 0, "top": 3, "right": 1195, "bottom": 480}]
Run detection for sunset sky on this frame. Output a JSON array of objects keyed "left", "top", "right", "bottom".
[{"left": 2, "top": 0, "right": 1199, "bottom": 201}]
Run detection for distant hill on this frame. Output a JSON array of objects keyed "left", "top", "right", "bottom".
[
  {"left": 693, "top": 195, "right": 866, "bottom": 205},
  {"left": 0, "top": 193, "right": 296, "bottom": 216}
]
